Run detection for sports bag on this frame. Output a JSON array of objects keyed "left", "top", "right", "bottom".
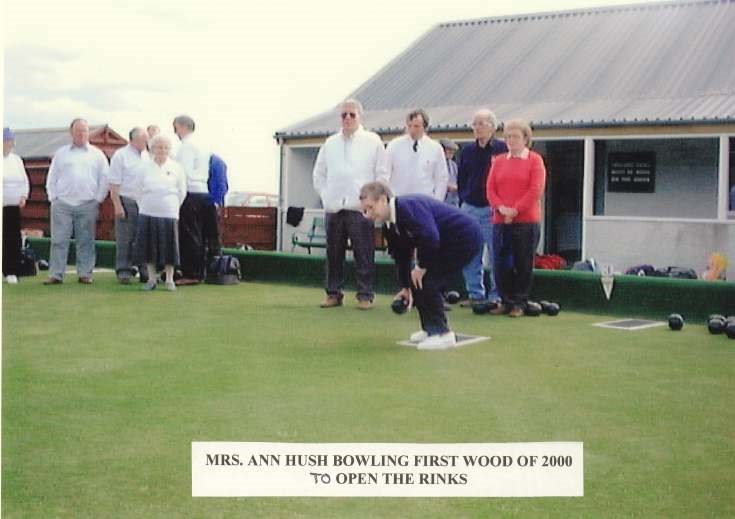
[
  {"left": 205, "top": 255, "right": 241, "bottom": 285},
  {"left": 18, "top": 247, "right": 38, "bottom": 277}
]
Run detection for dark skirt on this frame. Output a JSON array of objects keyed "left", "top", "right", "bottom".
[
  {"left": 134, "top": 214, "right": 180, "bottom": 266},
  {"left": 3, "top": 206, "right": 22, "bottom": 276}
]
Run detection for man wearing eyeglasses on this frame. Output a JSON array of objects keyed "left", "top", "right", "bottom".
[
  {"left": 312, "top": 99, "right": 389, "bottom": 310},
  {"left": 456, "top": 108, "right": 508, "bottom": 306},
  {"left": 385, "top": 109, "right": 448, "bottom": 201}
]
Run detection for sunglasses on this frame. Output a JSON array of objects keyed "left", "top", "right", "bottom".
[{"left": 341, "top": 112, "right": 358, "bottom": 120}]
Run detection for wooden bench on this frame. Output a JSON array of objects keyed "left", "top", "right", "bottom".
[{"left": 291, "top": 216, "right": 388, "bottom": 254}]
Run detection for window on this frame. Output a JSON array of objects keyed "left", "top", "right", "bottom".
[{"left": 593, "top": 138, "right": 718, "bottom": 219}]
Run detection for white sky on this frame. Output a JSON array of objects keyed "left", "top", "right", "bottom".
[{"left": 2, "top": 0, "right": 664, "bottom": 193}]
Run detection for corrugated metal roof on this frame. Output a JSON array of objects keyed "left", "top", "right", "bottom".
[
  {"left": 276, "top": 0, "right": 735, "bottom": 139},
  {"left": 11, "top": 125, "right": 119, "bottom": 159}
]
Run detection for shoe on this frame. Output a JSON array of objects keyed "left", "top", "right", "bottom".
[
  {"left": 165, "top": 281, "right": 176, "bottom": 291},
  {"left": 320, "top": 294, "right": 343, "bottom": 308},
  {"left": 509, "top": 306, "right": 524, "bottom": 318},
  {"left": 410, "top": 330, "right": 428, "bottom": 342},
  {"left": 141, "top": 280, "right": 157, "bottom": 291},
  {"left": 6, "top": 275, "right": 18, "bottom": 284},
  {"left": 417, "top": 332, "right": 457, "bottom": 351},
  {"left": 43, "top": 277, "right": 63, "bottom": 285},
  {"left": 356, "top": 299, "right": 373, "bottom": 310},
  {"left": 78, "top": 277, "right": 93, "bottom": 284},
  {"left": 118, "top": 277, "right": 131, "bottom": 285},
  {"left": 490, "top": 303, "right": 508, "bottom": 315},
  {"left": 175, "top": 277, "right": 200, "bottom": 286}
]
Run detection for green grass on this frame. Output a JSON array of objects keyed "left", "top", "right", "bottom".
[{"left": 3, "top": 274, "right": 734, "bottom": 518}]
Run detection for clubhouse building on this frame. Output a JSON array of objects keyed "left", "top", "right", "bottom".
[{"left": 275, "top": 0, "right": 735, "bottom": 280}]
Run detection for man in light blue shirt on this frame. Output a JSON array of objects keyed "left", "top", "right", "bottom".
[{"left": 44, "top": 118, "right": 109, "bottom": 285}]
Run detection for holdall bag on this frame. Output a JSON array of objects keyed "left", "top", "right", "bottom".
[
  {"left": 653, "top": 266, "right": 698, "bottom": 280},
  {"left": 18, "top": 247, "right": 38, "bottom": 277},
  {"left": 205, "top": 255, "right": 241, "bottom": 285}
]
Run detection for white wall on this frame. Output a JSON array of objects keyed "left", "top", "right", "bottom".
[
  {"left": 284, "top": 146, "right": 321, "bottom": 209},
  {"left": 598, "top": 138, "right": 719, "bottom": 219},
  {"left": 585, "top": 218, "right": 735, "bottom": 280}
]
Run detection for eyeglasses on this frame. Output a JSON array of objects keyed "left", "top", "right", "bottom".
[{"left": 341, "top": 112, "right": 358, "bottom": 120}]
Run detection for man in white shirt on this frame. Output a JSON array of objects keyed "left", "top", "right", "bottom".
[
  {"left": 312, "top": 99, "right": 389, "bottom": 309},
  {"left": 44, "top": 118, "right": 109, "bottom": 285},
  {"left": 173, "top": 115, "right": 218, "bottom": 285},
  {"left": 109, "top": 127, "right": 149, "bottom": 284},
  {"left": 386, "top": 109, "right": 448, "bottom": 201}
]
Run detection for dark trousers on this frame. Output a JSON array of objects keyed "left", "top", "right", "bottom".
[
  {"left": 412, "top": 242, "right": 482, "bottom": 335},
  {"left": 3, "top": 206, "right": 22, "bottom": 276},
  {"left": 492, "top": 223, "right": 540, "bottom": 308},
  {"left": 203, "top": 203, "right": 222, "bottom": 259},
  {"left": 179, "top": 193, "right": 220, "bottom": 280},
  {"left": 325, "top": 210, "right": 375, "bottom": 301}
]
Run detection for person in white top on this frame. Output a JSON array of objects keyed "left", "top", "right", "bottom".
[
  {"left": 3, "top": 127, "right": 30, "bottom": 284},
  {"left": 44, "top": 118, "right": 109, "bottom": 285},
  {"left": 109, "top": 127, "right": 149, "bottom": 284},
  {"left": 173, "top": 114, "right": 218, "bottom": 285},
  {"left": 312, "top": 98, "right": 389, "bottom": 309},
  {"left": 132, "top": 134, "right": 187, "bottom": 291},
  {"left": 386, "top": 109, "right": 448, "bottom": 201}
]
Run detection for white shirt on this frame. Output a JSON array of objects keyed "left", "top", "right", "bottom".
[
  {"left": 175, "top": 133, "right": 210, "bottom": 194},
  {"left": 46, "top": 143, "right": 109, "bottom": 206},
  {"left": 313, "top": 126, "right": 389, "bottom": 212},
  {"left": 3, "top": 152, "right": 30, "bottom": 207},
  {"left": 108, "top": 144, "right": 149, "bottom": 198},
  {"left": 386, "top": 134, "right": 448, "bottom": 201},
  {"left": 133, "top": 158, "right": 187, "bottom": 219}
]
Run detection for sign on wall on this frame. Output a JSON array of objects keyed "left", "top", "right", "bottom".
[{"left": 607, "top": 152, "right": 655, "bottom": 193}]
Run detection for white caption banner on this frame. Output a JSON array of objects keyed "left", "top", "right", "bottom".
[{"left": 192, "top": 442, "right": 583, "bottom": 497}]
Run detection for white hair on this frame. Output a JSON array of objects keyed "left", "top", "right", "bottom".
[
  {"left": 149, "top": 134, "right": 172, "bottom": 149},
  {"left": 473, "top": 108, "right": 498, "bottom": 130}
]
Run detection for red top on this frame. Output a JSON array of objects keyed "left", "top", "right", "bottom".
[{"left": 486, "top": 150, "right": 546, "bottom": 224}]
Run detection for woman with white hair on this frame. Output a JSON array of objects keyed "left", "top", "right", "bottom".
[
  {"left": 3, "top": 127, "right": 30, "bottom": 284},
  {"left": 133, "top": 134, "right": 187, "bottom": 291}
]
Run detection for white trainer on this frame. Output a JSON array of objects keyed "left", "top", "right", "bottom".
[
  {"left": 417, "top": 331, "right": 456, "bottom": 351},
  {"left": 409, "top": 330, "right": 428, "bottom": 342},
  {"left": 6, "top": 275, "right": 18, "bottom": 284}
]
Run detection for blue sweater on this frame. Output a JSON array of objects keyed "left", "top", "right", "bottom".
[
  {"left": 385, "top": 195, "right": 483, "bottom": 287},
  {"left": 457, "top": 139, "right": 508, "bottom": 207}
]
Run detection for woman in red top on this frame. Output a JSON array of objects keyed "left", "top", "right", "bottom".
[{"left": 486, "top": 119, "right": 546, "bottom": 317}]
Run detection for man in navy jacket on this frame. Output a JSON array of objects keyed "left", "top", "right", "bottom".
[{"left": 360, "top": 181, "right": 482, "bottom": 350}]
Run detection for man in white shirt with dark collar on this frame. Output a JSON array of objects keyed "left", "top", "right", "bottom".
[
  {"left": 44, "top": 118, "right": 109, "bottom": 285},
  {"left": 386, "top": 109, "right": 448, "bottom": 201},
  {"left": 173, "top": 114, "right": 217, "bottom": 285},
  {"left": 109, "top": 127, "right": 149, "bottom": 284},
  {"left": 312, "top": 98, "right": 389, "bottom": 310}
]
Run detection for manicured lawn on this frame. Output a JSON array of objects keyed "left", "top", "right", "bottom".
[{"left": 2, "top": 274, "right": 734, "bottom": 517}]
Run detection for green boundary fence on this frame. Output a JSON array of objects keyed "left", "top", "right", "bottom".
[{"left": 28, "top": 238, "right": 735, "bottom": 322}]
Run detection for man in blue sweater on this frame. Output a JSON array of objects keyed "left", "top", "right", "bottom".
[{"left": 360, "top": 181, "right": 482, "bottom": 350}]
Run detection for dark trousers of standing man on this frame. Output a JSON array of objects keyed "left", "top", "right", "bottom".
[
  {"left": 3, "top": 206, "right": 22, "bottom": 276},
  {"left": 325, "top": 210, "right": 375, "bottom": 302},
  {"left": 411, "top": 240, "right": 482, "bottom": 335},
  {"left": 492, "top": 223, "right": 540, "bottom": 308},
  {"left": 179, "top": 193, "right": 220, "bottom": 280}
]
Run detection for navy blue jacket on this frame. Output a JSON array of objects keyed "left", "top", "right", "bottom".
[
  {"left": 384, "top": 195, "right": 483, "bottom": 288},
  {"left": 457, "top": 139, "right": 508, "bottom": 207},
  {"left": 208, "top": 153, "right": 229, "bottom": 206}
]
